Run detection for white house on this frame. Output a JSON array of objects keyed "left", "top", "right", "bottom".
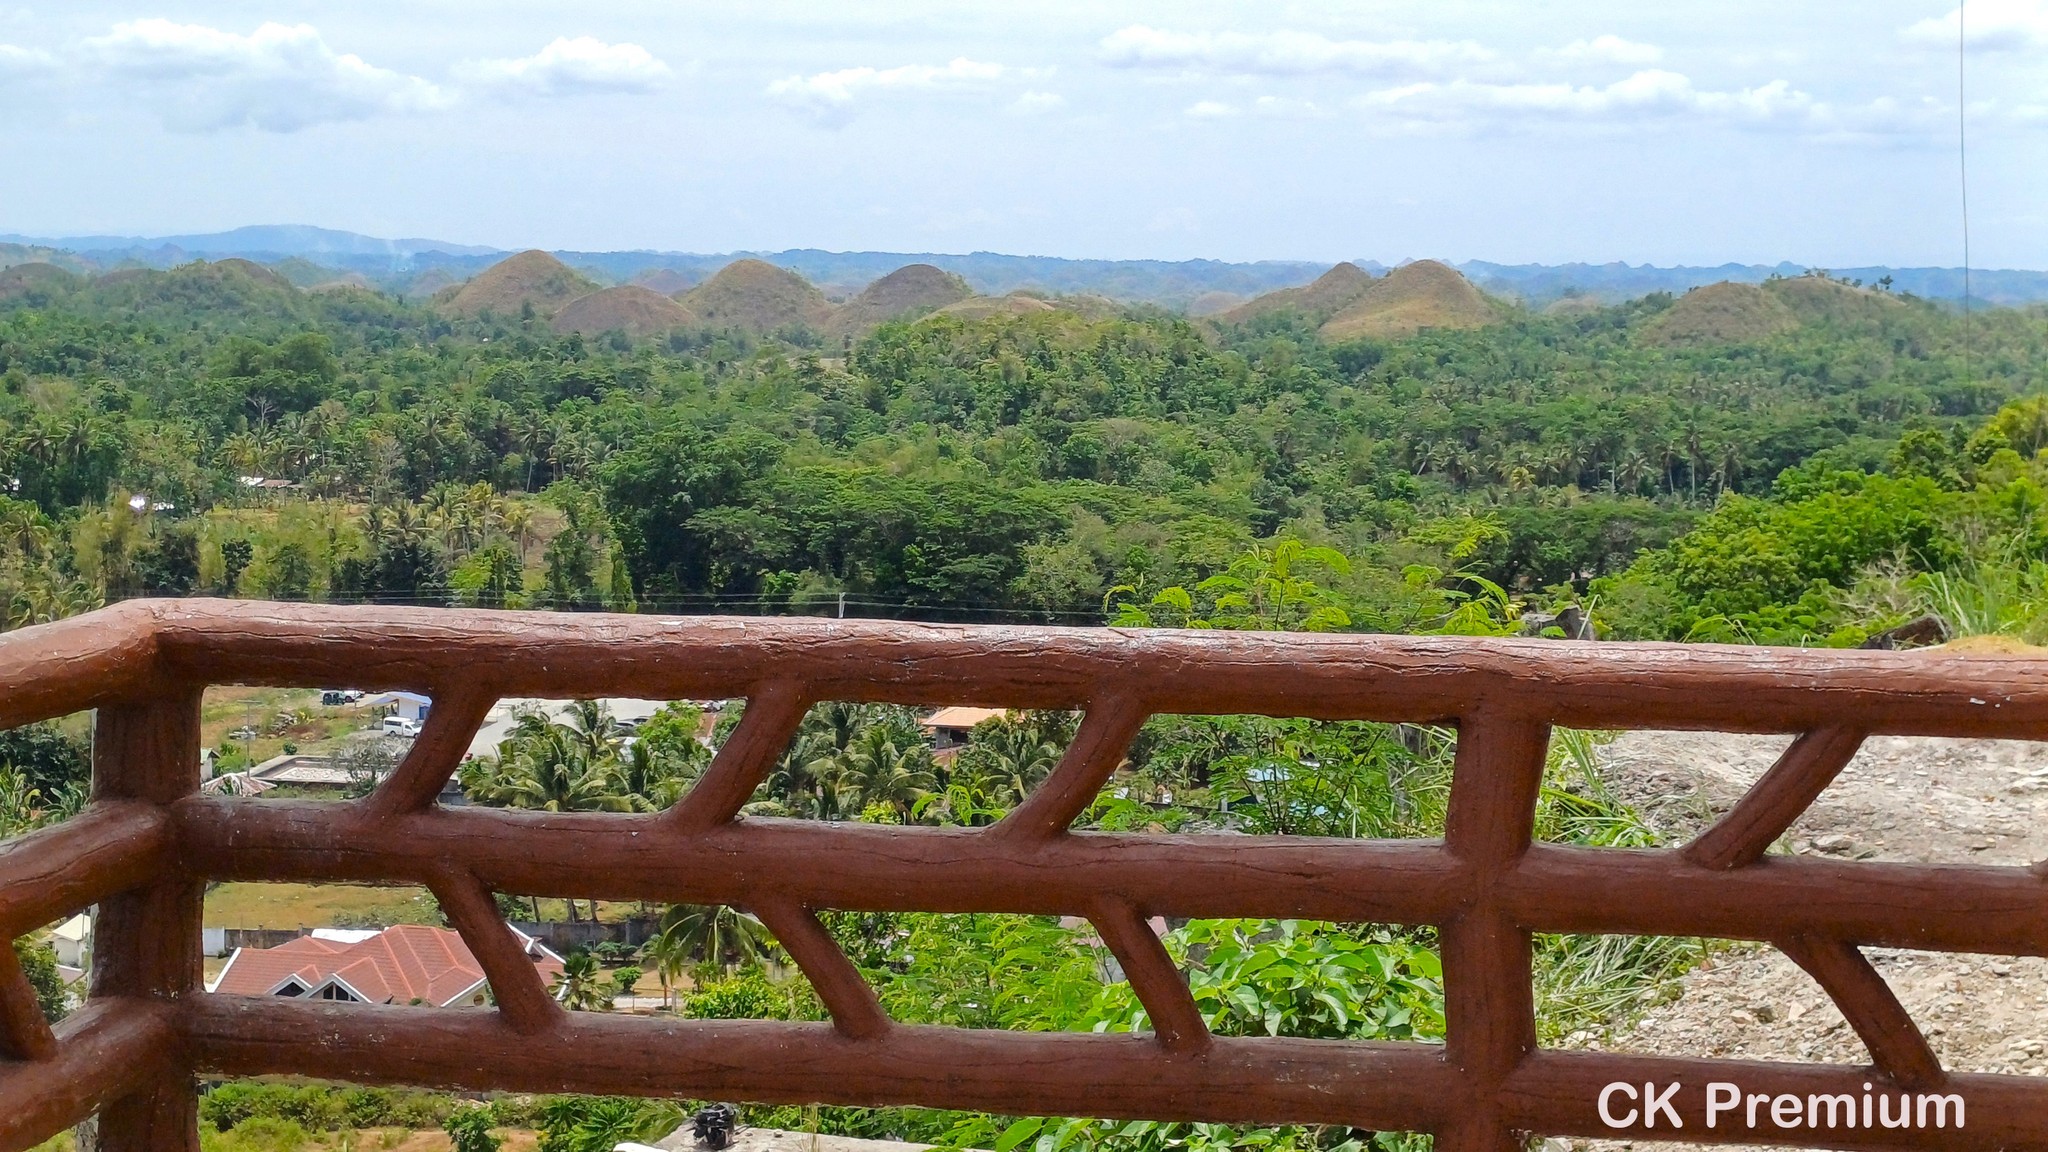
[
  {"left": 49, "top": 913, "right": 91, "bottom": 968},
  {"left": 363, "top": 691, "right": 433, "bottom": 725}
]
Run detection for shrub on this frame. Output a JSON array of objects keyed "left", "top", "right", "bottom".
[{"left": 444, "top": 1108, "right": 502, "bottom": 1152}]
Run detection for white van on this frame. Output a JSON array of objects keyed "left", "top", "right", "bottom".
[{"left": 381, "top": 716, "right": 422, "bottom": 738}]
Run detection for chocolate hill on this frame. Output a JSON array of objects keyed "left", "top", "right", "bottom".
[
  {"left": 1642, "top": 282, "right": 1799, "bottom": 346},
  {"left": 1765, "top": 274, "right": 1908, "bottom": 328},
  {"left": 825, "top": 264, "right": 972, "bottom": 338},
  {"left": 929, "top": 293, "right": 1060, "bottom": 321},
  {"left": 211, "top": 258, "right": 295, "bottom": 289},
  {"left": 1317, "top": 260, "right": 1497, "bottom": 340},
  {"left": 441, "top": 250, "right": 597, "bottom": 318},
  {"left": 677, "top": 259, "right": 836, "bottom": 333},
  {"left": 0, "top": 262, "right": 81, "bottom": 301},
  {"left": 551, "top": 286, "right": 699, "bottom": 337},
  {"left": 629, "top": 268, "right": 696, "bottom": 295},
  {"left": 1218, "top": 262, "right": 1374, "bottom": 325}
]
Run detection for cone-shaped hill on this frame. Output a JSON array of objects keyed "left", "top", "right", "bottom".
[
  {"left": 212, "top": 258, "right": 295, "bottom": 289},
  {"left": 1218, "top": 262, "right": 1374, "bottom": 325},
  {"left": 825, "top": 264, "right": 972, "bottom": 338},
  {"left": 1318, "top": 260, "right": 1498, "bottom": 340},
  {"left": 1641, "top": 282, "right": 1798, "bottom": 347},
  {"left": 1543, "top": 294, "right": 1606, "bottom": 317},
  {"left": 551, "top": 286, "right": 699, "bottom": 337},
  {"left": 1764, "top": 274, "right": 1908, "bottom": 328},
  {"left": 928, "top": 293, "right": 1060, "bottom": 322},
  {"left": 677, "top": 259, "right": 836, "bottom": 333},
  {"left": 630, "top": 268, "right": 696, "bottom": 296},
  {"left": 0, "top": 262, "right": 81, "bottom": 302},
  {"left": 442, "top": 251, "right": 598, "bottom": 319}
]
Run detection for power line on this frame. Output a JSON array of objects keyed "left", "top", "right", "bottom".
[{"left": 1959, "top": 0, "right": 1973, "bottom": 385}]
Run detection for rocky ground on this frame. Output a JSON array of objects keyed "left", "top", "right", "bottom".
[{"left": 1559, "top": 728, "right": 2048, "bottom": 1151}]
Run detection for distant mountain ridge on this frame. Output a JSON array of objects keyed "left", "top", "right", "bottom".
[{"left": 3, "top": 225, "right": 2044, "bottom": 307}]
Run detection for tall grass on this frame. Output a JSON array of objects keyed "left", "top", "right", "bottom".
[
  {"left": 1845, "top": 524, "right": 2048, "bottom": 644},
  {"left": 1530, "top": 729, "right": 1712, "bottom": 1042}
]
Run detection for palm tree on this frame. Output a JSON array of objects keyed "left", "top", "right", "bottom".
[
  {"left": 656, "top": 903, "right": 777, "bottom": 974},
  {"left": 551, "top": 951, "right": 613, "bottom": 1011},
  {"left": 841, "top": 724, "right": 936, "bottom": 822},
  {"left": 461, "top": 710, "right": 648, "bottom": 921},
  {"left": 641, "top": 929, "right": 691, "bottom": 1011},
  {"left": 478, "top": 722, "right": 645, "bottom": 815},
  {"left": 955, "top": 714, "right": 1065, "bottom": 811},
  {"left": 563, "top": 699, "right": 620, "bottom": 761}
]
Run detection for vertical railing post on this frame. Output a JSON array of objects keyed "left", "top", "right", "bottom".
[
  {"left": 89, "top": 691, "right": 203, "bottom": 1152},
  {"left": 1440, "top": 715, "right": 1549, "bottom": 1152}
]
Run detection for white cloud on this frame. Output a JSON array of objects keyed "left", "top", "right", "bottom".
[
  {"left": 461, "top": 37, "right": 671, "bottom": 96},
  {"left": 83, "top": 20, "right": 448, "bottom": 132},
  {"left": 1537, "top": 35, "right": 1665, "bottom": 66},
  {"left": 767, "top": 57, "right": 1008, "bottom": 125},
  {"left": 1010, "top": 90, "right": 1064, "bottom": 114},
  {"left": 1185, "top": 99, "right": 1238, "bottom": 118},
  {"left": 1354, "top": 69, "right": 1820, "bottom": 132},
  {"left": 769, "top": 57, "right": 1005, "bottom": 106},
  {"left": 1101, "top": 25, "right": 1494, "bottom": 78},
  {"left": 0, "top": 42, "right": 53, "bottom": 76},
  {"left": 1902, "top": 0, "right": 2048, "bottom": 51}
]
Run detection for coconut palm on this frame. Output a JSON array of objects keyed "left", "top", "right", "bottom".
[
  {"left": 551, "top": 951, "right": 613, "bottom": 1011},
  {"left": 641, "top": 928, "right": 692, "bottom": 1011},
  {"left": 656, "top": 903, "right": 777, "bottom": 974},
  {"left": 840, "top": 724, "right": 936, "bottom": 822},
  {"left": 474, "top": 721, "right": 645, "bottom": 815},
  {"left": 954, "top": 714, "right": 1066, "bottom": 809}
]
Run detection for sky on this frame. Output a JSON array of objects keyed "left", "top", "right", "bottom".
[{"left": 0, "top": 1, "right": 2042, "bottom": 266}]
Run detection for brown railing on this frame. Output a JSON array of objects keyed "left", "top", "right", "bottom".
[{"left": 3, "top": 599, "right": 2047, "bottom": 1152}]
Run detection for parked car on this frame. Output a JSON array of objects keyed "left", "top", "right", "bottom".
[
  {"left": 320, "top": 690, "right": 364, "bottom": 706},
  {"left": 381, "top": 716, "right": 422, "bottom": 738}
]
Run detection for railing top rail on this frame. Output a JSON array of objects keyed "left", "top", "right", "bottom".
[{"left": 6, "top": 598, "right": 2048, "bottom": 736}]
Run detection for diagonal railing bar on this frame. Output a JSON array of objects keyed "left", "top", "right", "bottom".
[
  {"left": 425, "top": 869, "right": 564, "bottom": 1034},
  {"left": 991, "top": 696, "right": 1149, "bottom": 841},
  {"left": 1778, "top": 934, "right": 1945, "bottom": 1090},
  {"left": 0, "top": 945, "right": 57, "bottom": 1062},
  {"left": 1685, "top": 726, "right": 1866, "bottom": 870},
  {"left": 1088, "top": 898, "right": 1209, "bottom": 1054},
  {"left": 752, "top": 898, "right": 891, "bottom": 1040},
  {"left": 665, "top": 680, "right": 812, "bottom": 832},
  {"left": 362, "top": 685, "right": 500, "bottom": 819},
  {"left": 1440, "top": 716, "right": 1550, "bottom": 1152}
]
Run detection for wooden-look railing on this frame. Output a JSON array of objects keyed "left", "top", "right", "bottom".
[{"left": 3, "top": 599, "right": 2047, "bottom": 1152}]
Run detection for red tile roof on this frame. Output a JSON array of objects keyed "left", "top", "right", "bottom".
[{"left": 209, "top": 925, "right": 563, "bottom": 1007}]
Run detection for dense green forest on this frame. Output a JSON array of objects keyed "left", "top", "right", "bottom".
[{"left": 2, "top": 258, "right": 2043, "bottom": 640}]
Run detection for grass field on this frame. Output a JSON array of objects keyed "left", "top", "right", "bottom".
[
  {"left": 204, "top": 883, "right": 443, "bottom": 930},
  {"left": 201, "top": 685, "right": 382, "bottom": 768},
  {"left": 203, "top": 882, "right": 648, "bottom": 932}
]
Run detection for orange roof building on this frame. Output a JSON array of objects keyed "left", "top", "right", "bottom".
[{"left": 207, "top": 925, "right": 564, "bottom": 1007}]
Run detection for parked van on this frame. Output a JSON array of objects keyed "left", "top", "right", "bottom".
[{"left": 381, "top": 716, "right": 422, "bottom": 738}]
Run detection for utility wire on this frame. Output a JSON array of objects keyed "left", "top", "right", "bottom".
[{"left": 1959, "top": 0, "right": 1973, "bottom": 384}]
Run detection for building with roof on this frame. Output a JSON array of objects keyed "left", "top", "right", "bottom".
[
  {"left": 207, "top": 924, "right": 564, "bottom": 1007},
  {"left": 919, "top": 707, "right": 1008, "bottom": 751},
  {"left": 49, "top": 912, "right": 91, "bottom": 969},
  {"left": 245, "top": 753, "right": 351, "bottom": 792},
  {"left": 363, "top": 691, "right": 433, "bottom": 724}
]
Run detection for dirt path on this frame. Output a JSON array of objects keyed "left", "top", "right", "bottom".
[{"left": 1563, "top": 729, "right": 2048, "bottom": 1150}]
